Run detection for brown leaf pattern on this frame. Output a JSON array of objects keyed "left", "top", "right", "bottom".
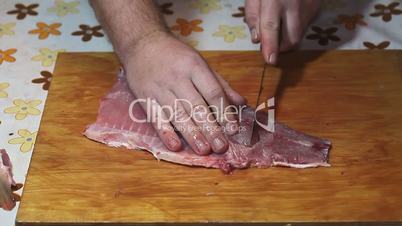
[
  {"left": 159, "top": 2, "right": 174, "bottom": 15},
  {"left": 7, "top": 3, "right": 39, "bottom": 20},
  {"left": 32, "top": 71, "right": 52, "bottom": 90},
  {"left": 71, "top": 25, "right": 104, "bottom": 42},
  {"left": 11, "top": 183, "right": 23, "bottom": 203},
  {"left": 232, "top": 7, "right": 245, "bottom": 18},
  {"left": 370, "top": 2, "right": 402, "bottom": 22},
  {"left": 363, "top": 41, "right": 390, "bottom": 49},
  {"left": 306, "top": 26, "right": 341, "bottom": 46}
]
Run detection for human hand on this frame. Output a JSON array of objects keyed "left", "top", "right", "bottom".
[
  {"left": 245, "top": 0, "right": 320, "bottom": 64},
  {"left": 122, "top": 31, "right": 246, "bottom": 155}
]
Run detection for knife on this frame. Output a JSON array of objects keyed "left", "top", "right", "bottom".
[
  {"left": 243, "top": 63, "right": 267, "bottom": 146},
  {"left": 255, "top": 63, "right": 267, "bottom": 115}
]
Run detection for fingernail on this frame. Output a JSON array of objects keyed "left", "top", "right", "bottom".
[
  {"left": 251, "top": 28, "right": 258, "bottom": 41},
  {"left": 166, "top": 137, "right": 181, "bottom": 151},
  {"left": 212, "top": 137, "right": 227, "bottom": 153},
  {"left": 269, "top": 53, "right": 277, "bottom": 65},
  {"left": 194, "top": 137, "right": 210, "bottom": 155},
  {"left": 161, "top": 131, "right": 182, "bottom": 151}
]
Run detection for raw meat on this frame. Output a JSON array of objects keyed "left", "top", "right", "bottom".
[
  {"left": 84, "top": 72, "right": 331, "bottom": 172},
  {"left": 0, "top": 149, "right": 16, "bottom": 211}
]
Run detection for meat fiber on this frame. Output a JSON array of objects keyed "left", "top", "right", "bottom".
[
  {"left": 84, "top": 72, "right": 331, "bottom": 172},
  {"left": 0, "top": 149, "right": 16, "bottom": 211}
]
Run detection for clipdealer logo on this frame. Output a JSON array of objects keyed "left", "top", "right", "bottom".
[
  {"left": 255, "top": 97, "right": 275, "bottom": 132},
  {"left": 128, "top": 97, "right": 275, "bottom": 133}
]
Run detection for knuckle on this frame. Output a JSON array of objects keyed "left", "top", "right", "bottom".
[
  {"left": 187, "top": 59, "right": 207, "bottom": 76},
  {"left": 185, "top": 54, "right": 203, "bottom": 68},
  {"left": 192, "top": 104, "right": 208, "bottom": 122},
  {"left": 135, "top": 87, "right": 152, "bottom": 99},
  {"left": 171, "top": 54, "right": 203, "bottom": 75},
  {"left": 261, "top": 20, "right": 280, "bottom": 31},
  {"left": 205, "top": 87, "right": 224, "bottom": 103},
  {"left": 174, "top": 107, "right": 189, "bottom": 121},
  {"left": 245, "top": 15, "right": 258, "bottom": 26}
]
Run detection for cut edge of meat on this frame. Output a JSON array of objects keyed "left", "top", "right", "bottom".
[
  {"left": 272, "top": 161, "right": 331, "bottom": 168},
  {"left": 85, "top": 120, "right": 332, "bottom": 172},
  {"left": 84, "top": 124, "right": 152, "bottom": 152},
  {"left": 84, "top": 124, "right": 223, "bottom": 169},
  {"left": 0, "top": 149, "right": 16, "bottom": 211}
]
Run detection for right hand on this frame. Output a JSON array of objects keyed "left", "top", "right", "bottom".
[
  {"left": 122, "top": 31, "right": 246, "bottom": 155},
  {"left": 245, "top": 0, "right": 320, "bottom": 64}
]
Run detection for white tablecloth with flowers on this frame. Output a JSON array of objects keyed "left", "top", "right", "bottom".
[{"left": 0, "top": 0, "right": 401, "bottom": 224}]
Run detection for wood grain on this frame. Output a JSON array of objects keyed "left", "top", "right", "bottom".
[{"left": 16, "top": 51, "right": 402, "bottom": 225}]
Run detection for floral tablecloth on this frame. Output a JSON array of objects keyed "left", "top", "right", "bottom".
[{"left": 0, "top": 0, "right": 401, "bottom": 224}]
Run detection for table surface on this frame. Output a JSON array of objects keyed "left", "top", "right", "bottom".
[{"left": 16, "top": 51, "right": 402, "bottom": 225}]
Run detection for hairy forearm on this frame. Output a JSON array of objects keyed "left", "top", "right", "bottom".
[{"left": 90, "top": 0, "right": 168, "bottom": 61}]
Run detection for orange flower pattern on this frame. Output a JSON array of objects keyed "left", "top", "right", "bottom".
[
  {"left": 0, "top": 49, "right": 17, "bottom": 65},
  {"left": 334, "top": 14, "right": 367, "bottom": 30},
  {"left": 171, "top": 18, "right": 204, "bottom": 36},
  {"left": 29, "top": 22, "right": 62, "bottom": 40}
]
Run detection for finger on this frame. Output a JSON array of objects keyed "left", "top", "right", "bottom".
[
  {"left": 280, "top": 11, "right": 302, "bottom": 52},
  {"left": 130, "top": 89, "right": 182, "bottom": 152},
  {"left": 212, "top": 70, "right": 247, "bottom": 106},
  {"left": 155, "top": 90, "right": 212, "bottom": 155},
  {"left": 173, "top": 81, "right": 229, "bottom": 153},
  {"left": 191, "top": 68, "right": 239, "bottom": 135},
  {"left": 147, "top": 99, "right": 182, "bottom": 151},
  {"left": 260, "top": 0, "right": 281, "bottom": 64},
  {"left": 245, "top": 0, "right": 261, "bottom": 43}
]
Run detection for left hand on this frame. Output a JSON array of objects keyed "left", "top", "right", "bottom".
[{"left": 245, "top": 0, "right": 320, "bottom": 64}]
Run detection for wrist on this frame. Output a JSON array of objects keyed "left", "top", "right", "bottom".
[{"left": 118, "top": 29, "right": 171, "bottom": 67}]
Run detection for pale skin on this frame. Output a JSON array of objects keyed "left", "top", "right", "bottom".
[{"left": 90, "top": 0, "right": 320, "bottom": 155}]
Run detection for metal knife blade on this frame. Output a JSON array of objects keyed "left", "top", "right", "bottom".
[
  {"left": 255, "top": 63, "right": 267, "bottom": 112},
  {"left": 243, "top": 63, "right": 267, "bottom": 146}
]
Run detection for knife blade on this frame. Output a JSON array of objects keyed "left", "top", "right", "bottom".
[
  {"left": 243, "top": 63, "right": 267, "bottom": 146},
  {"left": 255, "top": 63, "right": 267, "bottom": 113}
]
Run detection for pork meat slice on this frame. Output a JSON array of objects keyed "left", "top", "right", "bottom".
[
  {"left": 0, "top": 149, "right": 16, "bottom": 211},
  {"left": 84, "top": 72, "right": 331, "bottom": 172}
]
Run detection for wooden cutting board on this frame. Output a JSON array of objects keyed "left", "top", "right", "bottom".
[{"left": 16, "top": 51, "right": 402, "bottom": 225}]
